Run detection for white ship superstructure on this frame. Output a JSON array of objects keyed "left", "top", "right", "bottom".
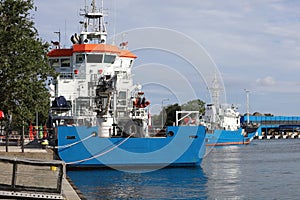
[
  {"left": 203, "top": 74, "right": 240, "bottom": 131},
  {"left": 48, "top": 0, "right": 150, "bottom": 138}
]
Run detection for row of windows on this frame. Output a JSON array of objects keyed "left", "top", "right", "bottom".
[
  {"left": 50, "top": 58, "right": 70, "bottom": 68},
  {"left": 49, "top": 54, "right": 117, "bottom": 68}
]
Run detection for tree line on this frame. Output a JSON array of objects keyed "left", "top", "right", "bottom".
[
  {"left": 151, "top": 99, "right": 205, "bottom": 128},
  {"left": 0, "top": 0, "right": 56, "bottom": 131}
]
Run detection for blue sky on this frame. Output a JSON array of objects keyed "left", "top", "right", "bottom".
[{"left": 34, "top": 0, "right": 300, "bottom": 116}]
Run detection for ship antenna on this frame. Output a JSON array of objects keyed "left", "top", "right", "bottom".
[
  {"left": 208, "top": 72, "right": 222, "bottom": 128},
  {"left": 210, "top": 72, "right": 220, "bottom": 108},
  {"left": 91, "top": 0, "right": 96, "bottom": 12},
  {"left": 75, "top": 0, "right": 107, "bottom": 44},
  {"left": 244, "top": 89, "right": 250, "bottom": 124},
  {"left": 112, "top": 0, "right": 116, "bottom": 45}
]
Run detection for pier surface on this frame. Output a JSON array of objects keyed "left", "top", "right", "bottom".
[{"left": 0, "top": 145, "right": 81, "bottom": 200}]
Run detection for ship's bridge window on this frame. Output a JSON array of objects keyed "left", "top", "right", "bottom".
[
  {"left": 104, "top": 55, "right": 116, "bottom": 64},
  {"left": 87, "top": 54, "right": 103, "bottom": 63},
  {"left": 76, "top": 54, "right": 85, "bottom": 63},
  {"left": 61, "top": 58, "right": 70, "bottom": 67},
  {"left": 49, "top": 58, "right": 60, "bottom": 68}
]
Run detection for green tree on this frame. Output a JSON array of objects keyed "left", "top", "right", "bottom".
[
  {"left": 0, "top": 0, "right": 56, "bottom": 129},
  {"left": 152, "top": 99, "right": 206, "bottom": 127},
  {"left": 181, "top": 99, "right": 206, "bottom": 115}
]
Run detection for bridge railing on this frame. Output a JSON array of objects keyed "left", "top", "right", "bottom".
[{"left": 241, "top": 116, "right": 300, "bottom": 126}]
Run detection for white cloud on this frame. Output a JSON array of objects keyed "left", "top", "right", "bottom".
[{"left": 256, "top": 76, "right": 276, "bottom": 86}]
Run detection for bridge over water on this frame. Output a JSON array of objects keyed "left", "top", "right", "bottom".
[{"left": 240, "top": 116, "right": 300, "bottom": 139}]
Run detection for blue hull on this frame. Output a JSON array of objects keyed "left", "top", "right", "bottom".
[
  {"left": 205, "top": 128, "right": 256, "bottom": 146},
  {"left": 57, "top": 126, "right": 206, "bottom": 168}
]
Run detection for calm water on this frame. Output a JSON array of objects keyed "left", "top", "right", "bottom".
[{"left": 68, "top": 139, "right": 300, "bottom": 199}]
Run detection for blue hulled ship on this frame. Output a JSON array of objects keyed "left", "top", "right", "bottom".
[
  {"left": 203, "top": 76, "right": 258, "bottom": 146},
  {"left": 47, "top": 0, "right": 206, "bottom": 168}
]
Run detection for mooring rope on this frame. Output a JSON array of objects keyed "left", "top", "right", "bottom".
[
  {"left": 55, "top": 132, "right": 96, "bottom": 149},
  {"left": 66, "top": 132, "right": 135, "bottom": 165}
]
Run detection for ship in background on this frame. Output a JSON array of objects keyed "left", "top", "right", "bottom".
[
  {"left": 46, "top": 0, "right": 206, "bottom": 168},
  {"left": 203, "top": 75, "right": 258, "bottom": 146}
]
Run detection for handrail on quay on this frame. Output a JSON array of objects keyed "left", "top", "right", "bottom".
[{"left": 0, "top": 156, "right": 65, "bottom": 199}]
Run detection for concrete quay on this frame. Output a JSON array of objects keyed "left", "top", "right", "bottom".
[{"left": 0, "top": 144, "right": 82, "bottom": 200}]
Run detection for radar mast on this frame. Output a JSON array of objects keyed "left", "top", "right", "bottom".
[{"left": 71, "top": 0, "right": 107, "bottom": 44}]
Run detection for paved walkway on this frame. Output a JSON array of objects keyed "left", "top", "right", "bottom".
[{"left": 0, "top": 144, "right": 81, "bottom": 200}]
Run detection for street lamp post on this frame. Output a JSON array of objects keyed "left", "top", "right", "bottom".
[
  {"left": 161, "top": 98, "right": 169, "bottom": 128},
  {"left": 244, "top": 89, "right": 250, "bottom": 124}
]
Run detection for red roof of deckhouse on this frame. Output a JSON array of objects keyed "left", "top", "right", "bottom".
[
  {"left": 47, "top": 49, "right": 73, "bottom": 57},
  {"left": 47, "top": 44, "right": 137, "bottom": 58}
]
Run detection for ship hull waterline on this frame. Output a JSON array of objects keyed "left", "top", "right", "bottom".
[
  {"left": 205, "top": 129, "right": 256, "bottom": 147},
  {"left": 57, "top": 126, "right": 206, "bottom": 169}
]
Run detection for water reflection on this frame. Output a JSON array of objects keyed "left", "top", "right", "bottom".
[
  {"left": 203, "top": 141, "right": 300, "bottom": 199},
  {"left": 203, "top": 146, "right": 243, "bottom": 199},
  {"left": 68, "top": 141, "right": 300, "bottom": 199},
  {"left": 68, "top": 167, "right": 208, "bottom": 199}
]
